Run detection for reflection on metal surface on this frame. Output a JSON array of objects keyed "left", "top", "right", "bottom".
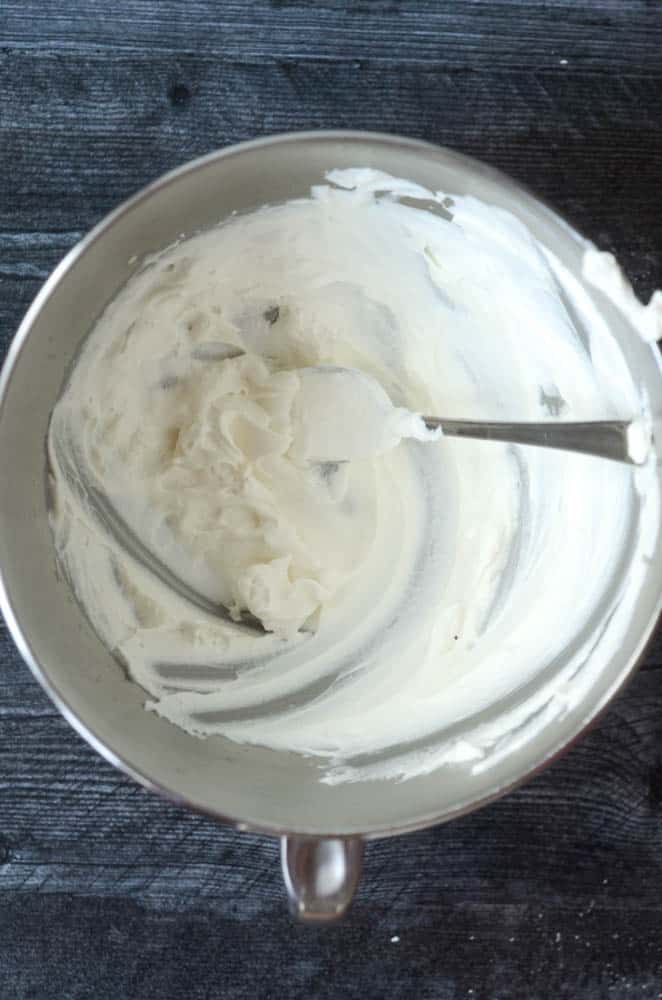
[{"left": 281, "top": 835, "right": 364, "bottom": 921}]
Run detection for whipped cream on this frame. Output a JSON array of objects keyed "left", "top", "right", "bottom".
[
  {"left": 48, "top": 168, "right": 659, "bottom": 783},
  {"left": 292, "top": 366, "right": 440, "bottom": 462},
  {"left": 583, "top": 248, "right": 662, "bottom": 344}
]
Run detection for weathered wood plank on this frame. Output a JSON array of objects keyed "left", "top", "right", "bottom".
[
  {"left": 2, "top": 891, "right": 660, "bottom": 1000},
  {"left": 3, "top": 0, "right": 662, "bottom": 72},
  {"left": 2, "top": 897, "right": 660, "bottom": 1000}
]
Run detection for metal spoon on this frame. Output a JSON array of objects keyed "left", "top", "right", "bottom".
[
  {"left": 292, "top": 364, "right": 649, "bottom": 466},
  {"left": 191, "top": 347, "right": 648, "bottom": 466},
  {"left": 420, "top": 415, "right": 646, "bottom": 465}
]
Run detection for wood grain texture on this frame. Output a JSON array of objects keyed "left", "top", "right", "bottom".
[
  {"left": 1, "top": 2, "right": 662, "bottom": 998},
  {"left": 2, "top": 1, "right": 662, "bottom": 72}
]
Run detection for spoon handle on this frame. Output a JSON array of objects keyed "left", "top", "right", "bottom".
[{"left": 423, "top": 417, "right": 645, "bottom": 465}]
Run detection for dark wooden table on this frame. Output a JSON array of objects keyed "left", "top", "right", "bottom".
[{"left": 2, "top": 3, "right": 662, "bottom": 997}]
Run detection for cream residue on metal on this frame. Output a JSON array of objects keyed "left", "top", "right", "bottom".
[
  {"left": 48, "top": 168, "right": 659, "bottom": 783},
  {"left": 582, "top": 248, "right": 662, "bottom": 344}
]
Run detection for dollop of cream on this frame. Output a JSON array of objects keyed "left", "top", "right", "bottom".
[
  {"left": 582, "top": 248, "right": 662, "bottom": 344},
  {"left": 48, "top": 168, "right": 659, "bottom": 783},
  {"left": 291, "top": 365, "right": 440, "bottom": 462}
]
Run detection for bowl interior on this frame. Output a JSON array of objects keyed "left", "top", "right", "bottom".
[{"left": 1, "top": 132, "right": 661, "bottom": 836}]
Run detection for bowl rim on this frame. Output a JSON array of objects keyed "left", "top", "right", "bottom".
[{"left": 1, "top": 128, "right": 660, "bottom": 840}]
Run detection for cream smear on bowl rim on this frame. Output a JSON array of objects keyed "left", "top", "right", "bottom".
[{"left": 47, "top": 168, "right": 660, "bottom": 784}]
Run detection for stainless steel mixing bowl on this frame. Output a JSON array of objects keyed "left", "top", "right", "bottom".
[{"left": 1, "top": 131, "right": 660, "bottom": 920}]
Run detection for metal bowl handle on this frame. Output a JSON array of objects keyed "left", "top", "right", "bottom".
[{"left": 281, "top": 835, "right": 364, "bottom": 921}]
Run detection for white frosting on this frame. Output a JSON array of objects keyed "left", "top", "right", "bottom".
[
  {"left": 292, "top": 366, "right": 440, "bottom": 461},
  {"left": 582, "top": 248, "right": 662, "bottom": 344},
  {"left": 48, "top": 168, "right": 659, "bottom": 783}
]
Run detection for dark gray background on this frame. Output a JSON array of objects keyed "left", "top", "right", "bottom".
[{"left": 1, "top": 2, "right": 662, "bottom": 998}]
